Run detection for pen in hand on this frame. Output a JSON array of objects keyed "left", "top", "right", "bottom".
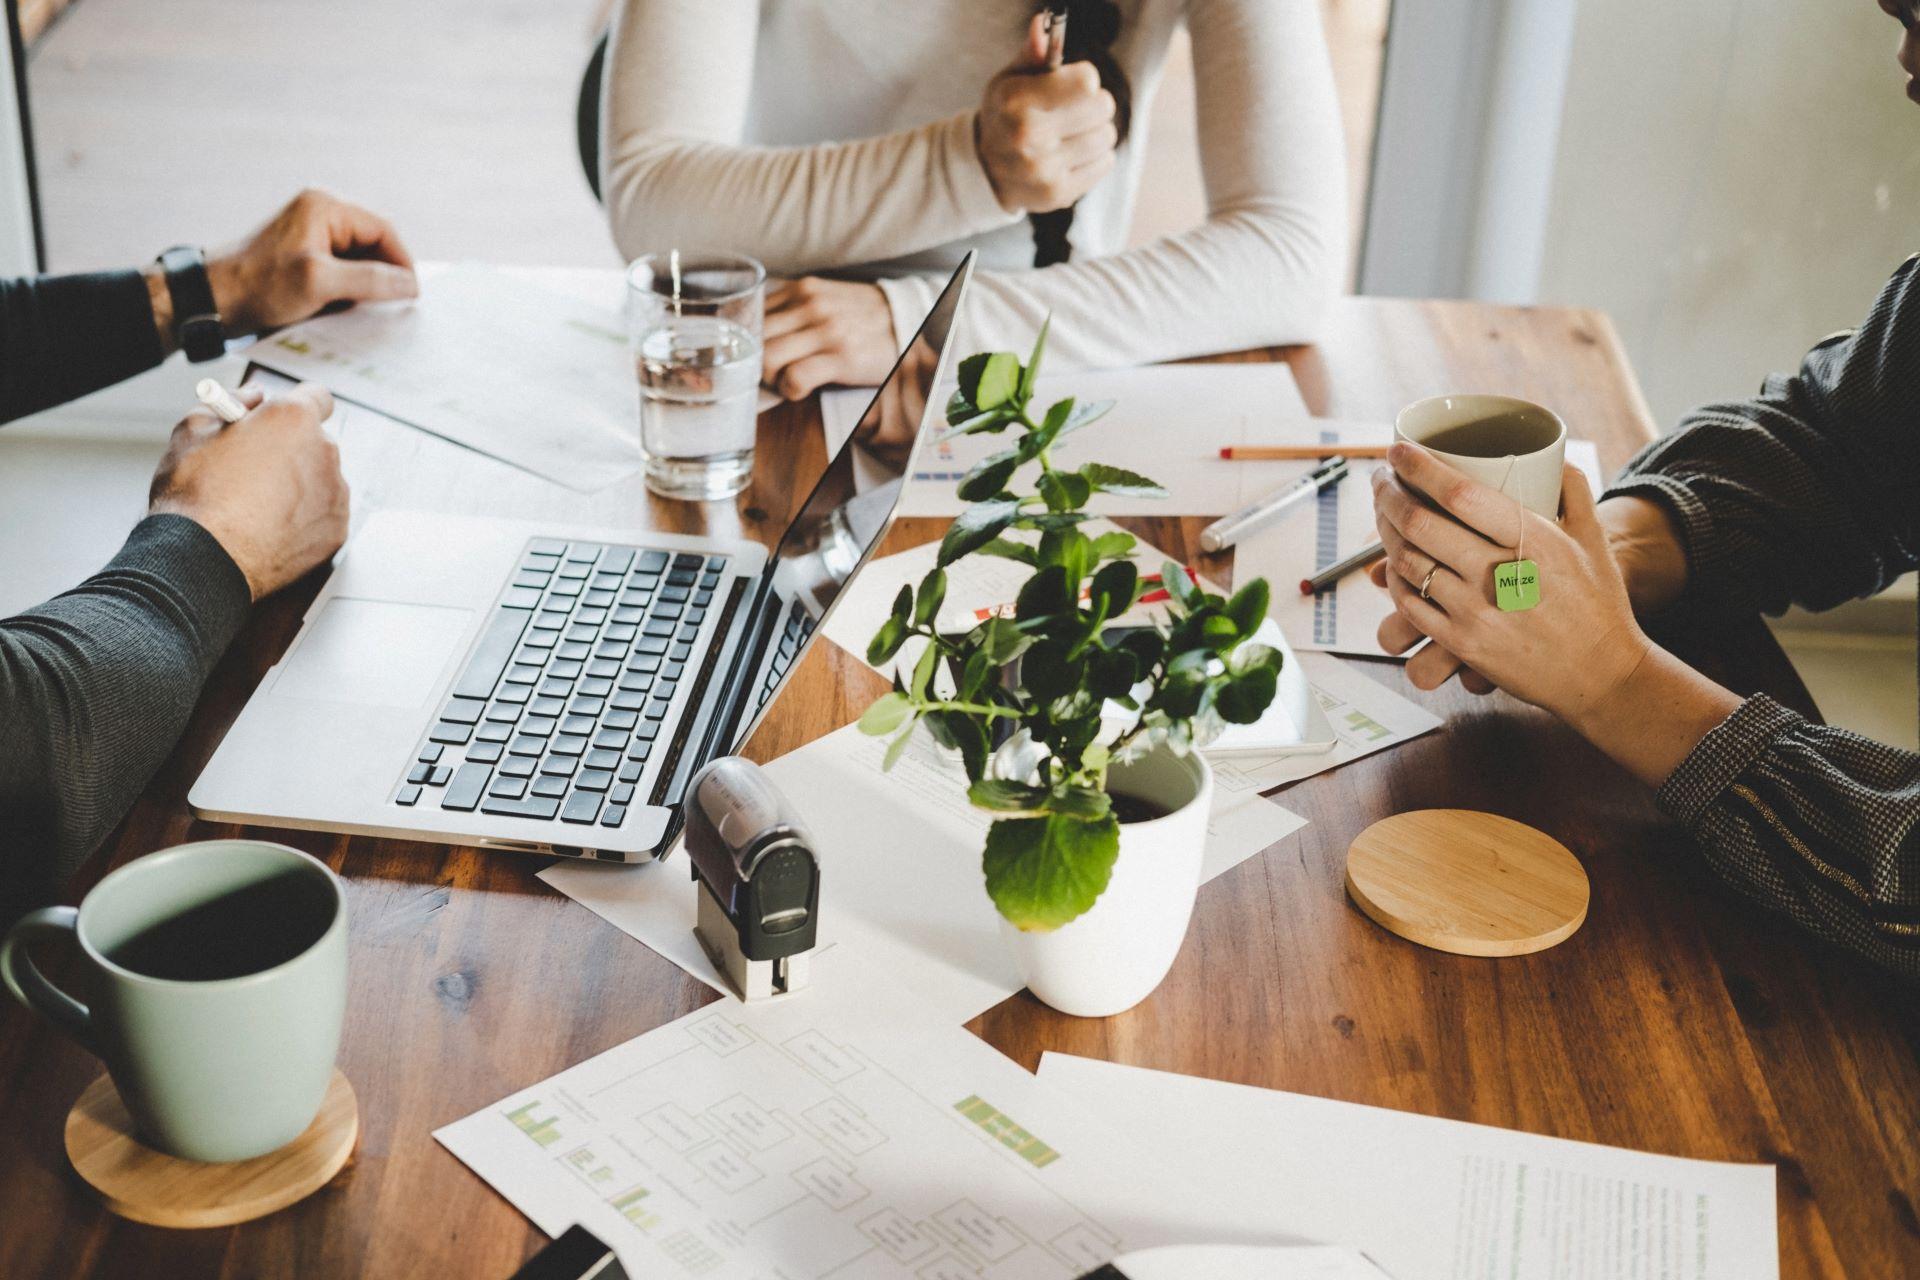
[
  {"left": 195, "top": 378, "right": 250, "bottom": 425},
  {"left": 1043, "top": 4, "right": 1069, "bottom": 68}
]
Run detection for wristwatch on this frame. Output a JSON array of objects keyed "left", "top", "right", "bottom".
[{"left": 156, "top": 245, "right": 226, "bottom": 363}]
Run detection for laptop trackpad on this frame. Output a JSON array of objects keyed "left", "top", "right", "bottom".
[{"left": 273, "top": 598, "right": 472, "bottom": 710}]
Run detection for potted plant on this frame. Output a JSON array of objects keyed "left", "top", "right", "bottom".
[{"left": 856, "top": 321, "right": 1283, "bottom": 1017}]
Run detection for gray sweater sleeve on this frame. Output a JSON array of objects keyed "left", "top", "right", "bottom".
[
  {"left": 0, "top": 514, "right": 251, "bottom": 910},
  {"left": 1605, "top": 256, "right": 1920, "bottom": 978}
]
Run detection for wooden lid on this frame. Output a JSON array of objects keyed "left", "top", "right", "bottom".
[
  {"left": 1345, "top": 809, "right": 1588, "bottom": 957},
  {"left": 65, "top": 1069, "right": 357, "bottom": 1228}
]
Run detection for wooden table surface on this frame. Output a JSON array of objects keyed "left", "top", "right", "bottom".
[{"left": 2, "top": 297, "right": 1916, "bottom": 1279}]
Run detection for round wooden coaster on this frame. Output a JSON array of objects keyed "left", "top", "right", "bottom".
[
  {"left": 65, "top": 1068, "right": 358, "bottom": 1228},
  {"left": 1346, "top": 809, "right": 1589, "bottom": 957}
]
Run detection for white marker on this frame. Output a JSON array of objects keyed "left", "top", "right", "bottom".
[
  {"left": 195, "top": 378, "right": 249, "bottom": 424},
  {"left": 1199, "top": 456, "right": 1350, "bottom": 553}
]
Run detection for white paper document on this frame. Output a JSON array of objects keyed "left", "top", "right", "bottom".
[
  {"left": 257, "top": 263, "right": 643, "bottom": 490},
  {"left": 435, "top": 958, "right": 1331, "bottom": 1279},
  {"left": 1248, "top": 439, "right": 1604, "bottom": 659},
  {"left": 1211, "top": 653, "right": 1442, "bottom": 794},
  {"left": 543, "top": 720, "right": 1306, "bottom": 1023},
  {"left": 823, "top": 365, "right": 1315, "bottom": 517},
  {"left": 1037, "top": 1055, "right": 1779, "bottom": 1280}
]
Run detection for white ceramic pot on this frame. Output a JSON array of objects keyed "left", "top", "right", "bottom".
[{"left": 1000, "top": 747, "right": 1213, "bottom": 1018}]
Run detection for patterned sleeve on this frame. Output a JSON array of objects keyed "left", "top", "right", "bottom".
[{"left": 1605, "top": 256, "right": 1920, "bottom": 978}]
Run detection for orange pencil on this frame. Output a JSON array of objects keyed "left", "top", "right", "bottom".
[{"left": 1220, "top": 443, "right": 1392, "bottom": 461}]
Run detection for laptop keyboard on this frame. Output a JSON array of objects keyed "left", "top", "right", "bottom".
[
  {"left": 391, "top": 540, "right": 728, "bottom": 830},
  {"left": 763, "top": 599, "right": 817, "bottom": 704}
]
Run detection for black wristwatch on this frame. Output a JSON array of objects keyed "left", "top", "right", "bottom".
[{"left": 156, "top": 245, "right": 226, "bottom": 363}]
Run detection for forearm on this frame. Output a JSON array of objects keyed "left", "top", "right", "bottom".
[
  {"left": 600, "top": 0, "right": 1014, "bottom": 274},
  {"left": 1598, "top": 495, "right": 1689, "bottom": 616},
  {"left": 0, "top": 515, "right": 250, "bottom": 907},
  {"left": 1563, "top": 643, "right": 1744, "bottom": 791},
  {"left": 0, "top": 271, "right": 167, "bottom": 423}
]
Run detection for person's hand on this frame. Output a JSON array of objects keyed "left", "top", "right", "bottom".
[
  {"left": 204, "top": 189, "right": 417, "bottom": 336},
  {"left": 1371, "top": 488, "right": 1689, "bottom": 694},
  {"left": 976, "top": 12, "right": 1120, "bottom": 215},
  {"left": 1368, "top": 444, "right": 1653, "bottom": 722},
  {"left": 762, "top": 277, "right": 898, "bottom": 401},
  {"left": 148, "top": 382, "right": 349, "bottom": 601}
]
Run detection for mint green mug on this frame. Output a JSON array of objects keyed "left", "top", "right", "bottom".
[{"left": 0, "top": 840, "right": 348, "bottom": 1162}]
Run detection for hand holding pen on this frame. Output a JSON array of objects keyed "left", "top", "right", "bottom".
[{"left": 976, "top": 9, "right": 1120, "bottom": 216}]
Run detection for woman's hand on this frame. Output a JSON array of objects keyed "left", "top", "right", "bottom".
[
  {"left": 761, "top": 277, "right": 897, "bottom": 401},
  {"left": 1369, "top": 443, "right": 1652, "bottom": 723},
  {"left": 977, "top": 13, "right": 1120, "bottom": 215}
]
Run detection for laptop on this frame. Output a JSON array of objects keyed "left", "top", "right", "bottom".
[{"left": 190, "top": 256, "right": 975, "bottom": 863}]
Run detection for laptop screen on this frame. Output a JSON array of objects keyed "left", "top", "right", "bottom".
[{"left": 723, "top": 255, "right": 974, "bottom": 752}]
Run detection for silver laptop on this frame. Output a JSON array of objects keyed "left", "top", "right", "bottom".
[{"left": 191, "top": 257, "right": 975, "bottom": 862}]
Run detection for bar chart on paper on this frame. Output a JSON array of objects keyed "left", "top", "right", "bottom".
[{"left": 435, "top": 968, "right": 1193, "bottom": 1280}]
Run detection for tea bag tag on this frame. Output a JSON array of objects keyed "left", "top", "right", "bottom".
[
  {"left": 1494, "top": 480, "right": 1540, "bottom": 612},
  {"left": 1495, "top": 559, "right": 1540, "bottom": 611}
]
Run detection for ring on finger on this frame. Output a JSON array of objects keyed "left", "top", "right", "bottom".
[{"left": 1418, "top": 564, "right": 1438, "bottom": 601}]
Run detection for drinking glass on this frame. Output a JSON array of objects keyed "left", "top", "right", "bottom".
[{"left": 626, "top": 251, "right": 765, "bottom": 501}]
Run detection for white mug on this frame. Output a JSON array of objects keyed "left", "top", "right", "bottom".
[{"left": 1394, "top": 394, "right": 1567, "bottom": 518}]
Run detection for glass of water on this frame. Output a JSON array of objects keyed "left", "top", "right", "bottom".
[{"left": 626, "top": 251, "right": 765, "bottom": 501}]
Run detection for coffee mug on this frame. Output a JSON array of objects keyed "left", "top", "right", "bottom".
[
  {"left": 1394, "top": 393, "right": 1568, "bottom": 518},
  {"left": 0, "top": 840, "right": 347, "bottom": 1162}
]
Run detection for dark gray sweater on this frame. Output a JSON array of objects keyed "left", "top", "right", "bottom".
[
  {"left": 1, "top": 270, "right": 250, "bottom": 912},
  {"left": 1610, "top": 254, "right": 1920, "bottom": 979}
]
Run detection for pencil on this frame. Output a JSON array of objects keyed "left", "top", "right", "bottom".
[
  {"left": 1221, "top": 444, "right": 1392, "bottom": 461},
  {"left": 1299, "top": 539, "right": 1385, "bottom": 595}
]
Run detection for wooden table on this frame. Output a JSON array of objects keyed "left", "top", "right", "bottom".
[{"left": 2, "top": 298, "right": 1915, "bottom": 1279}]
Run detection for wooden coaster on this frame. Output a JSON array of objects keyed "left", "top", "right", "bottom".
[
  {"left": 65, "top": 1068, "right": 357, "bottom": 1228},
  {"left": 1346, "top": 809, "right": 1589, "bottom": 957}
]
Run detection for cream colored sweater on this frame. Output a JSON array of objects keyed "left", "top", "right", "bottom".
[{"left": 601, "top": 0, "right": 1347, "bottom": 370}]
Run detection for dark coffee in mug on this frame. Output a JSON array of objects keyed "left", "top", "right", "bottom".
[
  {"left": 105, "top": 870, "right": 336, "bottom": 982},
  {"left": 1418, "top": 412, "right": 1561, "bottom": 458}
]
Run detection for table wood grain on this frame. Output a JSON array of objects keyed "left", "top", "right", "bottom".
[{"left": 2, "top": 298, "right": 1915, "bottom": 1279}]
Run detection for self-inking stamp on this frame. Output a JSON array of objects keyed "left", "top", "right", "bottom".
[{"left": 683, "top": 756, "right": 819, "bottom": 1000}]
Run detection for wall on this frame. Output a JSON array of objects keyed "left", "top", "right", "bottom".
[{"left": 1538, "top": 0, "right": 1920, "bottom": 428}]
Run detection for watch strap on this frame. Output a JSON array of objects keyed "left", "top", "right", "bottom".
[{"left": 157, "top": 245, "right": 225, "bottom": 363}]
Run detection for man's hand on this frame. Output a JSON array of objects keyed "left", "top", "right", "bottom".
[
  {"left": 148, "top": 383, "right": 349, "bottom": 601},
  {"left": 762, "top": 278, "right": 898, "bottom": 401},
  {"left": 201, "top": 189, "right": 418, "bottom": 337},
  {"left": 977, "top": 13, "right": 1119, "bottom": 215}
]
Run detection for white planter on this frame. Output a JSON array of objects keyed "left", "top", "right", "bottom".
[{"left": 1000, "top": 748, "right": 1213, "bottom": 1018}]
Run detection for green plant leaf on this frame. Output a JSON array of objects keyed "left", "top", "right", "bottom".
[
  {"left": 1088, "top": 560, "right": 1139, "bottom": 618},
  {"left": 1036, "top": 528, "right": 1093, "bottom": 585},
  {"left": 1115, "top": 627, "right": 1164, "bottom": 672},
  {"left": 982, "top": 813, "right": 1121, "bottom": 932},
  {"left": 1087, "top": 646, "right": 1139, "bottom": 699},
  {"left": 981, "top": 616, "right": 1033, "bottom": 665},
  {"left": 1016, "top": 511, "right": 1094, "bottom": 533},
  {"left": 1199, "top": 612, "right": 1240, "bottom": 649},
  {"left": 890, "top": 585, "right": 914, "bottom": 622},
  {"left": 1016, "top": 566, "right": 1073, "bottom": 621},
  {"left": 957, "top": 451, "right": 1020, "bottom": 502},
  {"left": 1224, "top": 578, "right": 1271, "bottom": 637},
  {"left": 867, "top": 616, "right": 909, "bottom": 666},
  {"left": 1162, "top": 561, "right": 1201, "bottom": 610},
  {"left": 1022, "top": 640, "right": 1084, "bottom": 702},
  {"left": 964, "top": 352, "right": 1022, "bottom": 411},
  {"left": 1155, "top": 673, "right": 1208, "bottom": 719},
  {"left": 1054, "top": 398, "right": 1115, "bottom": 439},
  {"left": 941, "top": 406, "right": 1016, "bottom": 438},
  {"left": 1216, "top": 665, "right": 1278, "bottom": 724},
  {"left": 914, "top": 569, "right": 947, "bottom": 626},
  {"left": 883, "top": 723, "right": 918, "bottom": 769},
  {"left": 1046, "top": 785, "right": 1113, "bottom": 821},
  {"left": 931, "top": 709, "right": 992, "bottom": 781},
  {"left": 976, "top": 538, "right": 1038, "bottom": 565},
  {"left": 858, "top": 691, "right": 913, "bottom": 736},
  {"left": 1037, "top": 470, "right": 1093, "bottom": 513},
  {"left": 910, "top": 641, "right": 939, "bottom": 699},
  {"left": 938, "top": 498, "right": 1021, "bottom": 567},
  {"left": 1090, "top": 530, "right": 1137, "bottom": 561},
  {"left": 968, "top": 780, "right": 1049, "bottom": 812},
  {"left": 1080, "top": 462, "right": 1168, "bottom": 498},
  {"left": 960, "top": 648, "right": 993, "bottom": 700},
  {"left": 1228, "top": 641, "right": 1279, "bottom": 677},
  {"left": 1019, "top": 316, "right": 1050, "bottom": 401}
]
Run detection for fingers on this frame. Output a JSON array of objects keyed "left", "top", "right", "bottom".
[
  {"left": 1382, "top": 563, "right": 1457, "bottom": 652},
  {"left": 1017, "top": 11, "right": 1050, "bottom": 67},
  {"left": 772, "top": 353, "right": 843, "bottom": 402},
  {"left": 1405, "top": 639, "right": 1466, "bottom": 692},
  {"left": 321, "top": 194, "right": 416, "bottom": 270},
  {"left": 1557, "top": 463, "right": 1605, "bottom": 548},
  {"left": 277, "top": 381, "right": 337, "bottom": 427},
  {"left": 1376, "top": 608, "right": 1428, "bottom": 657},
  {"left": 310, "top": 255, "right": 419, "bottom": 305},
  {"left": 762, "top": 325, "right": 829, "bottom": 389},
  {"left": 1370, "top": 468, "right": 1502, "bottom": 581},
  {"left": 1386, "top": 441, "right": 1521, "bottom": 544},
  {"left": 1460, "top": 667, "right": 1498, "bottom": 696},
  {"left": 233, "top": 383, "right": 268, "bottom": 411}
]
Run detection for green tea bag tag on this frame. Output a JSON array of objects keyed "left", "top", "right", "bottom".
[{"left": 1495, "top": 558, "right": 1540, "bottom": 611}]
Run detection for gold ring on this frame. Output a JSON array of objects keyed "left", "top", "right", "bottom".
[{"left": 1418, "top": 565, "right": 1438, "bottom": 601}]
